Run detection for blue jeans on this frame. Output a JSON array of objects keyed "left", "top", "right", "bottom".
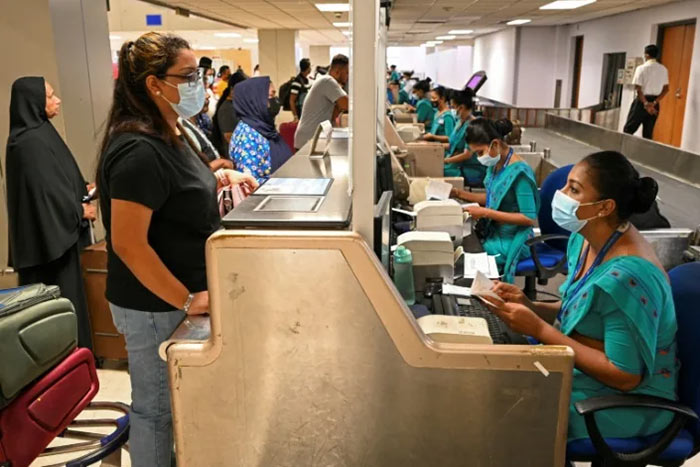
[{"left": 110, "top": 304, "right": 185, "bottom": 467}]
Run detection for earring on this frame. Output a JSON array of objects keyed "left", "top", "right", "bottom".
[{"left": 156, "top": 91, "right": 161, "bottom": 95}]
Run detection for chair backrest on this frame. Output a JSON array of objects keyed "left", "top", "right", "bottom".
[
  {"left": 669, "top": 262, "right": 700, "bottom": 441},
  {"left": 539, "top": 164, "right": 573, "bottom": 252}
]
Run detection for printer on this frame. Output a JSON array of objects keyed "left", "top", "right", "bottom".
[
  {"left": 414, "top": 199, "right": 465, "bottom": 243},
  {"left": 396, "top": 230, "right": 455, "bottom": 292}
]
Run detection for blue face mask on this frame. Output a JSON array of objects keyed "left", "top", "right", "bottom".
[
  {"left": 161, "top": 80, "right": 206, "bottom": 119},
  {"left": 451, "top": 109, "right": 458, "bottom": 118},
  {"left": 551, "top": 190, "right": 604, "bottom": 233},
  {"left": 477, "top": 141, "right": 500, "bottom": 167}
]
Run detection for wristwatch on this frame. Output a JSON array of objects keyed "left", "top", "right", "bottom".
[{"left": 183, "top": 293, "right": 195, "bottom": 314}]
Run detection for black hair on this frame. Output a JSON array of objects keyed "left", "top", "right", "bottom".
[
  {"left": 452, "top": 88, "right": 474, "bottom": 110},
  {"left": 300, "top": 58, "right": 311, "bottom": 73},
  {"left": 466, "top": 117, "right": 513, "bottom": 145},
  {"left": 331, "top": 54, "right": 349, "bottom": 68},
  {"left": 644, "top": 44, "right": 659, "bottom": 59},
  {"left": 218, "top": 65, "right": 230, "bottom": 77},
  {"left": 390, "top": 64, "right": 396, "bottom": 69},
  {"left": 402, "top": 70, "right": 412, "bottom": 77},
  {"left": 432, "top": 85, "right": 448, "bottom": 101},
  {"left": 582, "top": 151, "right": 658, "bottom": 220},
  {"left": 198, "top": 56, "right": 212, "bottom": 69},
  {"left": 412, "top": 79, "right": 430, "bottom": 94}
]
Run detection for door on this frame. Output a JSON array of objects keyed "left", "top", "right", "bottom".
[
  {"left": 600, "top": 52, "right": 626, "bottom": 109},
  {"left": 653, "top": 22, "right": 695, "bottom": 146},
  {"left": 571, "top": 36, "right": 584, "bottom": 107}
]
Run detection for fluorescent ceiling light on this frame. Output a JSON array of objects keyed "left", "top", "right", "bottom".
[
  {"left": 243, "top": 38, "right": 259, "bottom": 43},
  {"left": 540, "top": 0, "right": 596, "bottom": 10},
  {"left": 435, "top": 35, "right": 456, "bottom": 40},
  {"left": 342, "top": 31, "right": 352, "bottom": 36},
  {"left": 109, "top": 34, "right": 121, "bottom": 40},
  {"left": 214, "top": 32, "right": 241, "bottom": 38},
  {"left": 507, "top": 19, "right": 531, "bottom": 25},
  {"left": 315, "top": 3, "right": 350, "bottom": 12},
  {"left": 448, "top": 29, "right": 473, "bottom": 35},
  {"left": 333, "top": 22, "right": 351, "bottom": 28},
  {"left": 426, "top": 40, "right": 443, "bottom": 46}
]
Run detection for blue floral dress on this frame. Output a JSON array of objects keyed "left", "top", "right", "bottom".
[{"left": 229, "top": 121, "right": 272, "bottom": 183}]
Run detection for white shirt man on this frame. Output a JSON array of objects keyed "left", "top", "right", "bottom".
[{"left": 623, "top": 45, "right": 669, "bottom": 139}]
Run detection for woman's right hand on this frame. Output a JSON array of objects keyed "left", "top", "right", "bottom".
[
  {"left": 493, "top": 281, "right": 532, "bottom": 307},
  {"left": 224, "top": 170, "right": 259, "bottom": 191},
  {"left": 82, "top": 203, "right": 97, "bottom": 221},
  {"left": 187, "top": 291, "right": 210, "bottom": 315}
]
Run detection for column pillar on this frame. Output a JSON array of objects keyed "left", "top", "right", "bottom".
[
  {"left": 309, "top": 45, "right": 331, "bottom": 69},
  {"left": 258, "top": 29, "right": 298, "bottom": 89}
]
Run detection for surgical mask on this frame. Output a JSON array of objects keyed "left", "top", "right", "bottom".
[
  {"left": 268, "top": 97, "right": 281, "bottom": 120},
  {"left": 204, "top": 75, "right": 212, "bottom": 87},
  {"left": 161, "top": 80, "right": 206, "bottom": 119},
  {"left": 477, "top": 142, "right": 500, "bottom": 167},
  {"left": 431, "top": 100, "right": 439, "bottom": 108},
  {"left": 450, "top": 109, "right": 458, "bottom": 118},
  {"left": 551, "top": 190, "right": 605, "bottom": 233}
]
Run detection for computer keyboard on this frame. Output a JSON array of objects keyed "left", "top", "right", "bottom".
[{"left": 431, "top": 293, "right": 524, "bottom": 344}]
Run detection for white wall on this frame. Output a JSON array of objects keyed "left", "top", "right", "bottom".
[
  {"left": 472, "top": 28, "right": 518, "bottom": 103},
  {"left": 387, "top": 46, "right": 428, "bottom": 77},
  {"left": 386, "top": 45, "right": 473, "bottom": 88},
  {"left": 515, "top": 27, "right": 560, "bottom": 107}
]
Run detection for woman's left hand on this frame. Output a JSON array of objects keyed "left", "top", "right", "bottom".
[
  {"left": 482, "top": 300, "right": 546, "bottom": 338},
  {"left": 465, "top": 205, "right": 490, "bottom": 220},
  {"left": 224, "top": 170, "right": 259, "bottom": 191}
]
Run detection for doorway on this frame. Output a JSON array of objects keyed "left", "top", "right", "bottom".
[
  {"left": 600, "top": 52, "right": 626, "bottom": 109},
  {"left": 571, "top": 36, "right": 584, "bottom": 107},
  {"left": 653, "top": 21, "right": 696, "bottom": 147}
]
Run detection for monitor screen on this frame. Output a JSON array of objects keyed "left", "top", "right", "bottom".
[
  {"left": 466, "top": 75, "right": 482, "bottom": 89},
  {"left": 373, "top": 191, "right": 393, "bottom": 274},
  {"left": 465, "top": 71, "right": 488, "bottom": 93}
]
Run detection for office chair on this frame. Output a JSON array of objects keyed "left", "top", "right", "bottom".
[
  {"left": 515, "top": 164, "right": 573, "bottom": 299},
  {"left": 566, "top": 261, "right": 700, "bottom": 467}
]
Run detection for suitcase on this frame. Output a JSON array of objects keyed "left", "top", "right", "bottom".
[
  {"left": 0, "top": 284, "right": 77, "bottom": 409},
  {"left": 0, "top": 348, "right": 98, "bottom": 467},
  {"left": 81, "top": 242, "right": 127, "bottom": 362},
  {"left": 279, "top": 121, "right": 298, "bottom": 152}
]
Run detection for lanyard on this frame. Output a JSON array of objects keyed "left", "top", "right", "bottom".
[
  {"left": 558, "top": 224, "right": 628, "bottom": 322},
  {"left": 486, "top": 147, "right": 514, "bottom": 208}
]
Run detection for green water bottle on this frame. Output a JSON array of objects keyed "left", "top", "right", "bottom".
[{"left": 393, "top": 246, "right": 416, "bottom": 305}]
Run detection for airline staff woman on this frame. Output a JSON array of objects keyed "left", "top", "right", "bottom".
[
  {"left": 422, "top": 86, "right": 455, "bottom": 140},
  {"left": 452, "top": 118, "right": 539, "bottom": 282},
  {"left": 488, "top": 151, "right": 678, "bottom": 443},
  {"left": 441, "top": 89, "right": 485, "bottom": 183},
  {"left": 410, "top": 79, "right": 434, "bottom": 129}
]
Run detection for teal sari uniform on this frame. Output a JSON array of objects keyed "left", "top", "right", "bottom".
[
  {"left": 415, "top": 98, "right": 435, "bottom": 128},
  {"left": 560, "top": 233, "right": 678, "bottom": 441},
  {"left": 398, "top": 89, "right": 410, "bottom": 105},
  {"left": 430, "top": 109, "right": 456, "bottom": 137},
  {"left": 482, "top": 161, "right": 539, "bottom": 282},
  {"left": 444, "top": 118, "right": 468, "bottom": 177}
]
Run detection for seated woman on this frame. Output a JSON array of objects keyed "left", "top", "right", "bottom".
[
  {"left": 423, "top": 86, "right": 455, "bottom": 141},
  {"left": 488, "top": 151, "right": 677, "bottom": 443},
  {"left": 452, "top": 118, "right": 539, "bottom": 282},
  {"left": 442, "top": 89, "right": 486, "bottom": 184},
  {"left": 409, "top": 79, "right": 434, "bottom": 129},
  {"left": 229, "top": 76, "right": 292, "bottom": 183}
]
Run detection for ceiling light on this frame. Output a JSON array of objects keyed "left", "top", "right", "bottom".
[
  {"left": 540, "top": 0, "right": 596, "bottom": 10},
  {"left": 426, "top": 40, "right": 443, "bottom": 46},
  {"left": 435, "top": 35, "right": 456, "bottom": 40},
  {"left": 507, "top": 19, "right": 531, "bottom": 25},
  {"left": 342, "top": 31, "right": 352, "bottom": 36},
  {"left": 315, "top": 3, "right": 350, "bottom": 12},
  {"left": 243, "top": 38, "right": 259, "bottom": 43},
  {"left": 214, "top": 32, "right": 241, "bottom": 38},
  {"left": 109, "top": 34, "right": 121, "bottom": 40},
  {"left": 332, "top": 22, "right": 351, "bottom": 27},
  {"left": 448, "top": 30, "right": 473, "bottom": 35}
]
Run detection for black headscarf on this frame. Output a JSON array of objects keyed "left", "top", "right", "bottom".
[
  {"left": 5, "top": 77, "right": 87, "bottom": 268},
  {"left": 233, "top": 77, "right": 292, "bottom": 171}
]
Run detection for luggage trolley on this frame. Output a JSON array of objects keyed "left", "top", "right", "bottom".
[{"left": 0, "top": 284, "right": 129, "bottom": 467}]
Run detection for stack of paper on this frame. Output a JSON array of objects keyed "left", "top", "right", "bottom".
[
  {"left": 441, "top": 283, "right": 471, "bottom": 297},
  {"left": 396, "top": 231, "right": 454, "bottom": 266},
  {"left": 425, "top": 180, "right": 453, "bottom": 201},
  {"left": 470, "top": 271, "right": 504, "bottom": 305},
  {"left": 417, "top": 315, "right": 493, "bottom": 344},
  {"left": 463, "top": 253, "right": 500, "bottom": 279}
]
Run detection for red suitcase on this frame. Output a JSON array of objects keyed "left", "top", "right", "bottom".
[
  {"left": 0, "top": 348, "right": 98, "bottom": 467},
  {"left": 279, "top": 121, "right": 298, "bottom": 152}
]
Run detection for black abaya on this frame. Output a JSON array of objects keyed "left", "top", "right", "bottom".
[{"left": 5, "top": 76, "right": 93, "bottom": 350}]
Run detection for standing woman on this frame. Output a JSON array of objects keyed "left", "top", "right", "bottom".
[
  {"left": 97, "top": 33, "right": 257, "bottom": 466},
  {"left": 6, "top": 76, "right": 94, "bottom": 350},
  {"left": 229, "top": 77, "right": 292, "bottom": 183},
  {"left": 211, "top": 70, "right": 247, "bottom": 156},
  {"left": 452, "top": 118, "right": 539, "bottom": 282},
  {"left": 410, "top": 79, "right": 434, "bottom": 129},
  {"left": 442, "top": 89, "right": 485, "bottom": 184},
  {"left": 423, "top": 86, "right": 455, "bottom": 141}
]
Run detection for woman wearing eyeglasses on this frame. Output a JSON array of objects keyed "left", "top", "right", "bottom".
[
  {"left": 96, "top": 33, "right": 257, "bottom": 466},
  {"left": 451, "top": 118, "right": 539, "bottom": 283}
]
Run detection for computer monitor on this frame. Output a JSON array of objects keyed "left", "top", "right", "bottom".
[
  {"left": 375, "top": 149, "right": 394, "bottom": 204},
  {"left": 373, "top": 191, "right": 393, "bottom": 274},
  {"left": 465, "top": 71, "right": 487, "bottom": 94}
]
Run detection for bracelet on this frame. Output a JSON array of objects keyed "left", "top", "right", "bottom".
[
  {"left": 215, "top": 169, "right": 230, "bottom": 186},
  {"left": 183, "top": 293, "right": 194, "bottom": 313}
]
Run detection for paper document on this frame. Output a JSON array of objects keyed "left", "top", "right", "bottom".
[
  {"left": 425, "top": 180, "right": 453, "bottom": 201},
  {"left": 392, "top": 207, "right": 417, "bottom": 217},
  {"left": 470, "top": 271, "right": 504, "bottom": 304},
  {"left": 442, "top": 283, "right": 472, "bottom": 297},
  {"left": 255, "top": 178, "right": 332, "bottom": 196},
  {"left": 464, "top": 252, "right": 500, "bottom": 279}
]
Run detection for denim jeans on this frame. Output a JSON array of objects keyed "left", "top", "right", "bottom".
[{"left": 110, "top": 303, "right": 185, "bottom": 467}]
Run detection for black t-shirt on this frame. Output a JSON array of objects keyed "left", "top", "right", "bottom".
[{"left": 98, "top": 133, "right": 220, "bottom": 311}]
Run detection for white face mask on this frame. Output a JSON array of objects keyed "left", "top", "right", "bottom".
[
  {"left": 161, "top": 80, "right": 206, "bottom": 119},
  {"left": 551, "top": 189, "right": 605, "bottom": 233},
  {"left": 477, "top": 142, "right": 500, "bottom": 167}
]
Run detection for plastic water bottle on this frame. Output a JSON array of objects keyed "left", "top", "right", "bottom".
[{"left": 393, "top": 246, "right": 416, "bottom": 305}]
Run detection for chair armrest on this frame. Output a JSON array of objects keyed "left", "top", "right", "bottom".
[
  {"left": 524, "top": 234, "right": 569, "bottom": 277},
  {"left": 574, "top": 394, "right": 698, "bottom": 465}
]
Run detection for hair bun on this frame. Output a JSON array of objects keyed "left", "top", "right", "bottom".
[
  {"left": 632, "top": 177, "right": 658, "bottom": 214},
  {"left": 494, "top": 118, "right": 514, "bottom": 139}
]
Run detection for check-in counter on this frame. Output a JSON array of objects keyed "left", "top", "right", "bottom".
[{"left": 160, "top": 135, "right": 575, "bottom": 466}]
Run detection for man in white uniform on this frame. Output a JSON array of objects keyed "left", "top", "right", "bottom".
[
  {"left": 294, "top": 54, "right": 349, "bottom": 150},
  {"left": 623, "top": 44, "right": 669, "bottom": 139}
]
